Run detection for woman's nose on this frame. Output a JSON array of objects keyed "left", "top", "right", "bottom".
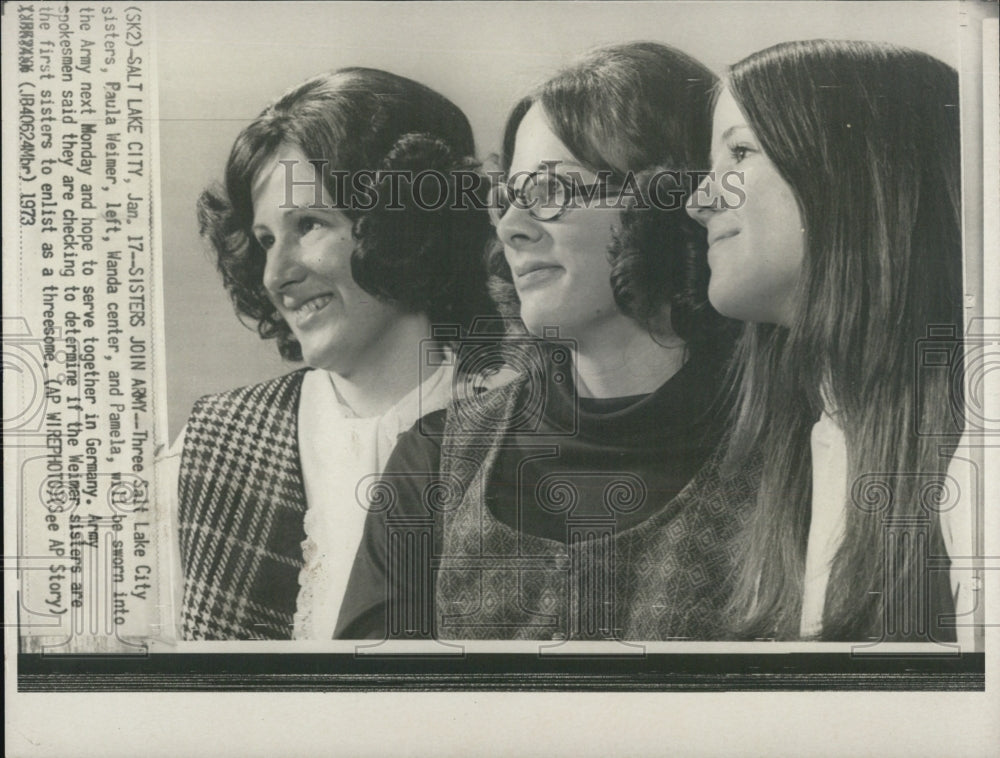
[
  {"left": 262, "top": 234, "right": 307, "bottom": 295},
  {"left": 495, "top": 204, "right": 543, "bottom": 250},
  {"left": 685, "top": 172, "right": 722, "bottom": 227}
]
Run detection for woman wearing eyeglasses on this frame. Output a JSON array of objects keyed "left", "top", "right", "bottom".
[{"left": 337, "top": 42, "right": 754, "bottom": 641}]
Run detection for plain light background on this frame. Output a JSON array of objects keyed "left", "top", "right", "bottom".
[{"left": 156, "top": 0, "right": 968, "bottom": 441}]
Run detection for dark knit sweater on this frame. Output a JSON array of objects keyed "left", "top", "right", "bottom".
[{"left": 337, "top": 354, "right": 758, "bottom": 640}]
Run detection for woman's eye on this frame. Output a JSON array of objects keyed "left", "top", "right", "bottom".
[
  {"left": 297, "top": 217, "right": 324, "bottom": 236},
  {"left": 534, "top": 176, "right": 563, "bottom": 204},
  {"left": 728, "top": 144, "right": 754, "bottom": 163}
]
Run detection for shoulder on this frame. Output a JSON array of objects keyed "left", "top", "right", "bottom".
[
  {"left": 443, "top": 368, "right": 527, "bottom": 436},
  {"left": 182, "top": 369, "right": 310, "bottom": 459},
  {"left": 179, "top": 371, "right": 309, "bottom": 513},
  {"left": 385, "top": 369, "right": 526, "bottom": 473},
  {"left": 389, "top": 408, "right": 447, "bottom": 468},
  {"left": 193, "top": 368, "right": 310, "bottom": 406},
  {"left": 187, "top": 368, "right": 310, "bottom": 422}
]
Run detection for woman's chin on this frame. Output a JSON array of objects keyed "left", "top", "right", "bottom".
[
  {"left": 299, "top": 344, "right": 343, "bottom": 374},
  {"left": 706, "top": 284, "right": 740, "bottom": 323},
  {"left": 519, "top": 310, "right": 560, "bottom": 339}
]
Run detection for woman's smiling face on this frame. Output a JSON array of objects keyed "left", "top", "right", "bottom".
[
  {"left": 687, "top": 88, "right": 806, "bottom": 327},
  {"left": 253, "top": 144, "right": 410, "bottom": 375},
  {"left": 494, "top": 104, "right": 626, "bottom": 341}
]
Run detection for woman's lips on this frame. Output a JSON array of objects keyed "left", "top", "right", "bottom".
[
  {"left": 515, "top": 265, "right": 562, "bottom": 290},
  {"left": 288, "top": 293, "right": 334, "bottom": 325},
  {"left": 708, "top": 229, "right": 739, "bottom": 247}
]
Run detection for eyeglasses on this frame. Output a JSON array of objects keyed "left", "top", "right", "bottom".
[{"left": 488, "top": 170, "right": 619, "bottom": 225}]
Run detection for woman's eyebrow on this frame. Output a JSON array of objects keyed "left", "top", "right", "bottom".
[
  {"left": 550, "top": 161, "right": 587, "bottom": 172},
  {"left": 249, "top": 206, "right": 309, "bottom": 231},
  {"left": 259, "top": 205, "right": 337, "bottom": 222},
  {"left": 285, "top": 204, "right": 337, "bottom": 214},
  {"left": 720, "top": 124, "right": 750, "bottom": 142}
]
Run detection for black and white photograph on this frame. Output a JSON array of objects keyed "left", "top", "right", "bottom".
[{"left": 4, "top": 1, "right": 997, "bottom": 755}]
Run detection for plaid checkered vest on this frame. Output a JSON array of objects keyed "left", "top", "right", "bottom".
[
  {"left": 430, "top": 375, "right": 758, "bottom": 641},
  {"left": 178, "top": 370, "right": 309, "bottom": 640}
]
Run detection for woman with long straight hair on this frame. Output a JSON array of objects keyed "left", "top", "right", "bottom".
[{"left": 687, "top": 39, "right": 969, "bottom": 642}]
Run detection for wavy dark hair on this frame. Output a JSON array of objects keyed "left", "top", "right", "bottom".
[
  {"left": 488, "top": 42, "right": 737, "bottom": 361},
  {"left": 719, "top": 41, "right": 964, "bottom": 641},
  {"left": 197, "top": 67, "right": 498, "bottom": 362}
]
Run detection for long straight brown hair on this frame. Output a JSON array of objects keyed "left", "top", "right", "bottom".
[{"left": 722, "top": 40, "right": 964, "bottom": 640}]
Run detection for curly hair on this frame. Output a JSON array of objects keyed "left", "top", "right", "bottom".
[
  {"left": 197, "top": 67, "right": 498, "bottom": 362},
  {"left": 488, "top": 42, "right": 737, "bottom": 360}
]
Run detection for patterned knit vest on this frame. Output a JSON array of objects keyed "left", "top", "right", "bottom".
[
  {"left": 178, "top": 370, "right": 309, "bottom": 640},
  {"left": 434, "top": 375, "right": 758, "bottom": 641}
]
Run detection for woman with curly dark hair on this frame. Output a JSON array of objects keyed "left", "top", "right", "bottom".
[
  {"left": 338, "top": 43, "right": 753, "bottom": 641},
  {"left": 173, "top": 68, "right": 498, "bottom": 640}
]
